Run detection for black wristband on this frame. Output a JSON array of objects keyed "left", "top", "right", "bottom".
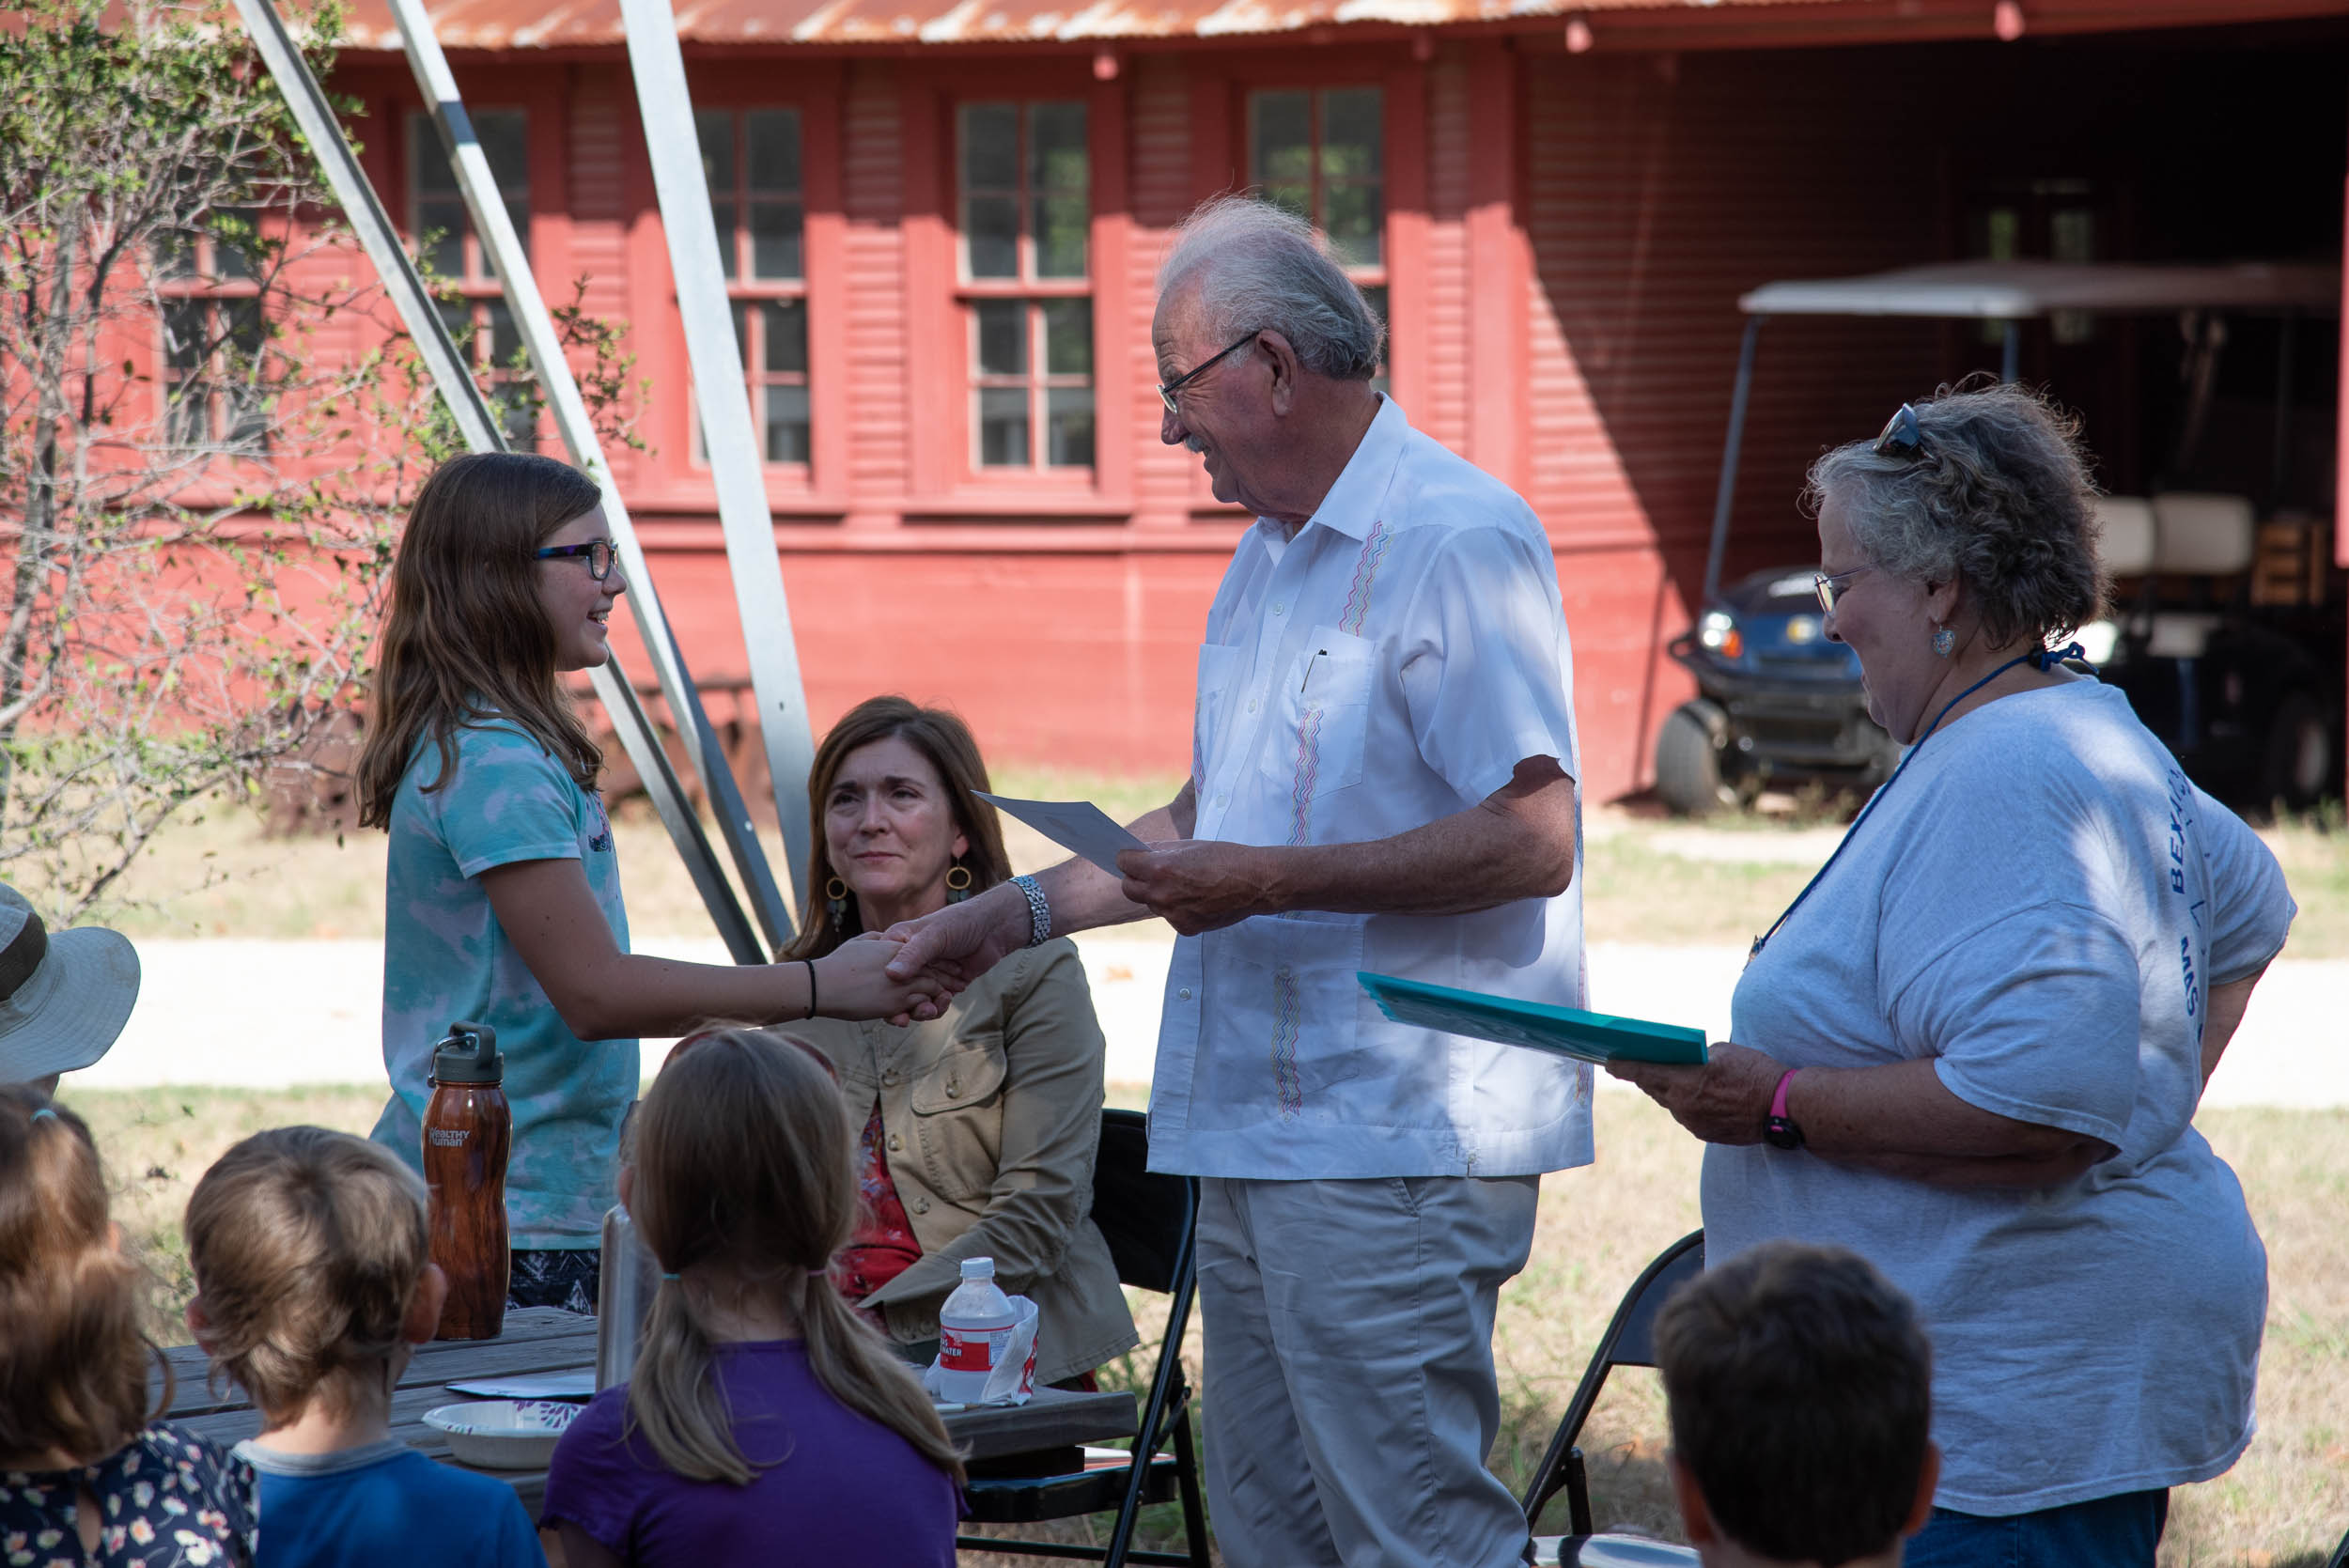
[{"left": 802, "top": 957, "right": 819, "bottom": 1020}]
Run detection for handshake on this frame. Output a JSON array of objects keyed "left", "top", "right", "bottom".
[{"left": 816, "top": 837, "right": 1271, "bottom": 1027}]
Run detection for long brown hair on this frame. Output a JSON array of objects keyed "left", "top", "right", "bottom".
[
  {"left": 357, "top": 452, "right": 607, "bottom": 830},
  {"left": 0, "top": 1088, "right": 169, "bottom": 1463},
  {"left": 183, "top": 1127, "right": 430, "bottom": 1422},
  {"left": 625, "top": 1029, "right": 965, "bottom": 1487},
  {"left": 781, "top": 695, "right": 1012, "bottom": 961}
]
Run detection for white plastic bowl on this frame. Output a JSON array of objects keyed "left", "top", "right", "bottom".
[{"left": 422, "top": 1399, "right": 581, "bottom": 1469}]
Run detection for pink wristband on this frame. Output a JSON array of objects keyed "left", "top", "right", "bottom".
[{"left": 1770, "top": 1067, "right": 1801, "bottom": 1120}]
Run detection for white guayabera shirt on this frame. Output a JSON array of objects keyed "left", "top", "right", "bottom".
[{"left": 1148, "top": 396, "right": 1593, "bottom": 1181}]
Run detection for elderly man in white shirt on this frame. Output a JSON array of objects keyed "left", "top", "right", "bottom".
[{"left": 889, "top": 194, "right": 1588, "bottom": 1568}]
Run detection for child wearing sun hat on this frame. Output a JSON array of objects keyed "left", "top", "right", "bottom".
[{"left": 0, "top": 883, "right": 139, "bottom": 1094}]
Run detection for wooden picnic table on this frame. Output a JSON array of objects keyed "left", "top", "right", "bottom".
[{"left": 151, "top": 1307, "right": 1138, "bottom": 1514}]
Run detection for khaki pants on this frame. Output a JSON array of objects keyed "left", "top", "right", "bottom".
[{"left": 1197, "top": 1173, "right": 1541, "bottom": 1568}]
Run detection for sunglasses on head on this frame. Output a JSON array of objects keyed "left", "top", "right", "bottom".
[{"left": 1874, "top": 403, "right": 1926, "bottom": 460}]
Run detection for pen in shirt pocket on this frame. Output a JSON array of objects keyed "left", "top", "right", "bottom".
[{"left": 1299, "top": 648, "right": 1328, "bottom": 692}]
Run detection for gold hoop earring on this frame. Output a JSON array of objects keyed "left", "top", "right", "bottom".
[
  {"left": 945, "top": 861, "right": 973, "bottom": 904},
  {"left": 825, "top": 876, "right": 850, "bottom": 931}
]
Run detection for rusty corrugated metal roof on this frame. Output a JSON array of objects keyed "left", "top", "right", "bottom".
[{"left": 335, "top": 0, "right": 1854, "bottom": 50}]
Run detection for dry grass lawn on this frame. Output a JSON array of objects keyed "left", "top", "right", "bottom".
[
  {"left": 56, "top": 1082, "right": 2348, "bottom": 1567},
  {"left": 56, "top": 782, "right": 2349, "bottom": 957}
]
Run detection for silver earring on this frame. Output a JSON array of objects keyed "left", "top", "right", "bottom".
[{"left": 1932, "top": 625, "right": 1955, "bottom": 659}]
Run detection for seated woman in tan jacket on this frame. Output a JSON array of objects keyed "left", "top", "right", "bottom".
[{"left": 782, "top": 695, "right": 1138, "bottom": 1388}]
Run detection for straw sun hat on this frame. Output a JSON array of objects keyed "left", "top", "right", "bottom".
[{"left": 0, "top": 884, "right": 141, "bottom": 1083}]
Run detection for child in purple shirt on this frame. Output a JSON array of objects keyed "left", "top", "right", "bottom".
[{"left": 542, "top": 1029, "right": 962, "bottom": 1567}]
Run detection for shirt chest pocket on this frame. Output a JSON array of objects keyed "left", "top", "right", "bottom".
[
  {"left": 1195, "top": 642, "right": 1245, "bottom": 783},
  {"left": 910, "top": 1034, "right": 1008, "bottom": 1114},
  {"left": 909, "top": 1033, "right": 1008, "bottom": 1203},
  {"left": 1256, "top": 627, "right": 1377, "bottom": 821}
]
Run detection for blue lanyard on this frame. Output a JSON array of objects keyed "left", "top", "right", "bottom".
[{"left": 1746, "top": 644, "right": 2086, "bottom": 964}]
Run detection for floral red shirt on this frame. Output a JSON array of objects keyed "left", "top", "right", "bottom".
[{"left": 832, "top": 1100, "right": 923, "bottom": 1310}]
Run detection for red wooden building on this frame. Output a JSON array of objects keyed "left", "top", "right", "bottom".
[{"left": 320, "top": 0, "right": 2349, "bottom": 800}]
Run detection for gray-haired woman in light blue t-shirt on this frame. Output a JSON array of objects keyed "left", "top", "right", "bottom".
[{"left": 1615, "top": 383, "right": 2295, "bottom": 1568}]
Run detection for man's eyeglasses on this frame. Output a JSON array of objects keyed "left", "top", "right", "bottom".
[
  {"left": 1874, "top": 402, "right": 1926, "bottom": 460},
  {"left": 535, "top": 539, "right": 618, "bottom": 582},
  {"left": 1157, "top": 332, "right": 1259, "bottom": 416},
  {"left": 1812, "top": 565, "right": 1873, "bottom": 614}
]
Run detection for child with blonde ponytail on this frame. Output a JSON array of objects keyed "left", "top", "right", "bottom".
[
  {"left": 542, "top": 1030, "right": 962, "bottom": 1567},
  {"left": 0, "top": 1087, "right": 257, "bottom": 1566}
]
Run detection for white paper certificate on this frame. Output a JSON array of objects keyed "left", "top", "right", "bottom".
[{"left": 974, "top": 792, "right": 1147, "bottom": 877}]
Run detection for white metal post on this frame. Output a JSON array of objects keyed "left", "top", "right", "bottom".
[{"left": 616, "top": 0, "right": 820, "bottom": 905}]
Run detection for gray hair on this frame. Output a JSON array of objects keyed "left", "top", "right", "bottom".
[
  {"left": 1157, "top": 195, "right": 1384, "bottom": 381},
  {"left": 1804, "top": 380, "right": 2108, "bottom": 649}
]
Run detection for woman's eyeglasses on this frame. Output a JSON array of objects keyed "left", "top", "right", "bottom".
[
  {"left": 1157, "top": 332, "right": 1260, "bottom": 416},
  {"left": 1812, "top": 565, "right": 1873, "bottom": 614},
  {"left": 1875, "top": 402, "right": 1926, "bottom": 459},
  {"left": 536, "top": 539, "right": 618, "bottom": 581}
]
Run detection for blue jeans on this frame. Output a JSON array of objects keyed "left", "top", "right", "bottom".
[{"left": 1906, "top": 1489, "right": 2169, "bottom": 1568}]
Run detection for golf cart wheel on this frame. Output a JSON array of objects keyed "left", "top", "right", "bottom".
[
  {"left": 2263, "top": 690, "right": 2339, "bottom": 811},
  {"left": 1655, "top": 699, "right": 1750, "bottom": 816}
]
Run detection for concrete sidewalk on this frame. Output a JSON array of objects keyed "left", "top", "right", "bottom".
[{"left": 75, "top": 935, "right": 2345, "bottom": 1110}]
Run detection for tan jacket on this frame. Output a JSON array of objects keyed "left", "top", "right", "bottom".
[{"left": 796, "top": 939, "right": 1139, "bottom": 1387}]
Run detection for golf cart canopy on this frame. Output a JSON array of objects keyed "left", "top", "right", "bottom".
[
  {"left": 1737, "top": 260, "right": 2341, "bottom": 320},
  {"left": 1700, "top": 258, "right": 2342, "bottom": 602}
]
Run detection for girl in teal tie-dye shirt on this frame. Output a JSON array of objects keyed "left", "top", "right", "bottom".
[{"left": 356, "top": 453, "right": 949, "bottom": 1306}]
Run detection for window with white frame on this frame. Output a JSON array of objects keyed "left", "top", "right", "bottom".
[
  {"left": 958, "top": 101, "right": 1093, "bottom": 470},
  {"left": 698, "top": 108, "right": 810, "bottom": 465},
  {"left": 410, "top": 111, "right": 537, "bottom": 446},
  {"left": 1248, "top": 87, "right": 1387, "bottom": 379}
]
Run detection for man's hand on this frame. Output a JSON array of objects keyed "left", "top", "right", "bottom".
[
  {"left": 1607, "top": 1040, "right": 1784, "bottom": 1147},
  {"left": 884, "top": 881, "right": 1030, "bottom": 988},
  {"left": 1115, "top": 839, "right": 1281, "bottom": 936}
]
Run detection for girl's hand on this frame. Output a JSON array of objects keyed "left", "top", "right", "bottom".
[
  {"left": 1607, "top": 1040, "right": 1785, "bottom": 1146},
  {"left": 812, "top": 933, "right": 953, "bottom": 1022}
]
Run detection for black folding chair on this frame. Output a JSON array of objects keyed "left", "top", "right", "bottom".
[
  {"left": 1522, "top": 1230, "right": 1705, "bottom": 1540},
  {"left": 957, "top": 1109, "right": 1210, "bottom": 1568}
]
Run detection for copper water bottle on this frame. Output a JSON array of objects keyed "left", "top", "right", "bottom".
[{"left": 422, "top": 1020, "right": 511, "bottom": 1341}]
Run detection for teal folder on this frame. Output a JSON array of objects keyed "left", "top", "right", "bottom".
[{"left": 1357, "top": 971, "right": 1709, "bottom": 1067}]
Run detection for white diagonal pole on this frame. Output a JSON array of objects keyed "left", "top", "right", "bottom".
[
  {"left": 233, "top": 0, "right": 765, "bottom": 962},
  {"left": 616, "top": 0, "right": 819, "bottom": 903},
  {"left": 389, "top": 0, "right": 795, "bottom": 950}
]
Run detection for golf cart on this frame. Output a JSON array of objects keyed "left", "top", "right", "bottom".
[{"left": 1658, "top": 259, "right": 2345, "bottom": 815}]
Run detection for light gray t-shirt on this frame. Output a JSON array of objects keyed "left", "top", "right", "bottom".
[{"left": 1704, "top": 678, "right": 2295, "bottom": 1515}]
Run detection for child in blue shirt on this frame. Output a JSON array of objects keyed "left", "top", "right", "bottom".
[
  {"left": 185, "top": 1126, "right": 543, "bottom": 1568},
  {"left": 354, "top": 451, "right": 953, "bottom": 1310}
]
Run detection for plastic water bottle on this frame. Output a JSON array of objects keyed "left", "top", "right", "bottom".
[{"left": 934, "top": 1257, "right": 1018, "bottom": 1403}]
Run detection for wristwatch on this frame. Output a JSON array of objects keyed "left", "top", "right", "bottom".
[{"left": 1763, "top": 1068, "right": 1805, "bottom": 1151}]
